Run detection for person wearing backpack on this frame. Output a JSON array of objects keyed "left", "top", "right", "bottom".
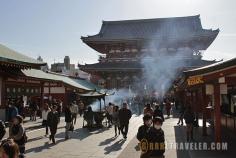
[{"left": 9, "top": 115, "right": 27, "bottom": 158}]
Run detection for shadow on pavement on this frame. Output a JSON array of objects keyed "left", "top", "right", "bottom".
[
  {"left": 54, "top": 126, "right": 110, "bottom": 141},
  {"left": 25, "top": 125, "right": 43, "bottom": 131},
  {"left": 99, "top": 136, "right": 118, "bottom": 146},
  {"left": 27, "top": 136, "right": 45, "bottom": 143},
  {"left": 173, "top": 125, "right": 191, "bottom": 158},
  {"left": 53, "top": 128, "right": 92, "bottom": 141},
  {"left": 90, "top": 127, "right": 110, "bottom": 134},
  {"left": 104, "top": 139, "right": 126, "bottom": 155},
  {"left": 25, "top": 139, "right": 65, "bottom": 154}
]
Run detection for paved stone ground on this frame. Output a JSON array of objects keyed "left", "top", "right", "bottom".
[
  {"left": 6, "top": 112, "right": 236, "bottom": 158},
  {"left": 24, "top": 115, "right": 143, "bottom": 158}
]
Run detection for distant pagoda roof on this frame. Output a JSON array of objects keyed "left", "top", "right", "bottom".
[
  {"left": 80, "top": 59, "right": 216, "bottom": 72},
  {"left": 81, "top": 15, "right": 219, "bottom": 54},
  {"left": 0, "top": 44, "right": 46, "bottom": 69}
]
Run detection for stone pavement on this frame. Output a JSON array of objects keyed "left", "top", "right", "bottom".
[
  {"left": 25, "top": 114, "right": 143, "bottom": 158},
  {"left": 6, "top": 113, "right": 236, "bottom": 158}
]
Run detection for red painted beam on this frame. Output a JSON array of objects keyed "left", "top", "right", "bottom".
[
  {"left": 214, "top": 84, "right": 222, "bottom": 142},
  {"left": 203, "top": 66, "right": 236, "bottom": 83}
]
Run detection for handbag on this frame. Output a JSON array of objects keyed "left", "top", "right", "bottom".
[{"left": 42, "top": 120, "right": 47, "bottom": 126}]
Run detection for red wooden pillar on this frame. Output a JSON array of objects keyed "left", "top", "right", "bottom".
[
  {"left": 214, "top": 83, "right": 221, "bottom": 142},
  {"left": 190, "top": 91, "right": 194, "bottom": 109},
  {"left": 202, "top": 85, "right": 207, "bottom": 136},
  {"left": 0, "top": 77, "right": 6, "bottom": 121},
  {"left": 0, "top": 77, "right": 6, "bottom": 108},
  {"left": 65, "top": 86, "right": 68, "bottom": 107},
  {"left": 48, "top": 82, "right": 51, "bottom": 96}
]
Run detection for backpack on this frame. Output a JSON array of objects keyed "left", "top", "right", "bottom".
[{"left": 12, "top": 125, "right": 28, "bottom": 144}]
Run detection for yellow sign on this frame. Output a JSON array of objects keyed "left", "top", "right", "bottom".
[{"left": 187, "top": 76, "right": 204, "bottom": 86}]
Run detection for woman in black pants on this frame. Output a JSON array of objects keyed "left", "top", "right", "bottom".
[
  {"left": 42, "top": 103, "right": 51, "bottom": 136},
  {"left": 112, "top": 106, "right": 120, "bottom": 136},
  {"left": 47, "top": 105, "right": 59, "bottom": 144}
]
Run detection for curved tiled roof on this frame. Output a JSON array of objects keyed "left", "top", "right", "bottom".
[
  {"left": 81, "top": 15, "right": 219, "bottom": 54},
  {"left": 80, "top": 59, "right": 216, "bottom": 71},
  {"left": 82, "top": 15, "right": 219, "bottom": 41},
  {"left": 0, "top": 44, "right": 46, "bottom": 68},
  {"left": 22, "top": 69, "right": 92, "bottom": 91},
  {"left": 184, "top": 58, "right": 236, "bottom": 77}
]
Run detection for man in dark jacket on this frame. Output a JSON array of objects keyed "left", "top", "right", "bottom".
[
  {"left": 47, "top": 105, "right": 59, "bottom": 144},
  {"left": 183, "top": 106, "right": 194, "bottom": 141},
  {"left": 65, "top": 104, "right": 72, "bottom": 139},
  {"left": 184, "top": 106, "right": 194, "bottom": 141},
  {"left": 149, "top": 117, "right": 165, "bottom": 158},
  {"left": 137, "top": 114, "right": 153, "bottom": 141},
  {"left": 137, "top": 114, "right": 153, "bottom": 158},
  {"left": 177, "top": 104, "right": 186, "bottom": 126},
  {"left": 118, "top": 103, "right": 132, "bottom": 139}
]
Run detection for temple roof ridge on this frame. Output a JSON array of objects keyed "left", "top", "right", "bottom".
[{"left": 101, "top": 14, "right": 200, "bottom": 25}]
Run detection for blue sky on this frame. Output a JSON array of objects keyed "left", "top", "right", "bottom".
[{"left": 0, "top": 0, "right": 236, "bottom": 67}]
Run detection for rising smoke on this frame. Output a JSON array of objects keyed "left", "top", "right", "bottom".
[
  {"left": 89, "top": 89, "right": 135, "bottom": 111},
  {"left": 140, "top": 45, "right": 191, "bottom": 98},
  {"left": 90, "top": 48, "right": 191, "bottom": 110}
]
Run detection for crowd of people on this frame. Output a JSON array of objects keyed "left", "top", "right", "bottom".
[
  {"left": 0, "top": 95, "right": 198, "bottom": 158},
  {"left": 0, "top": 98, "right": 85, "bottom": 158}
]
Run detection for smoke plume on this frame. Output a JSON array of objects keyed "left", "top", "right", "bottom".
[{"left": 140, "top": 45, "right": 190, "bottom": 98}]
